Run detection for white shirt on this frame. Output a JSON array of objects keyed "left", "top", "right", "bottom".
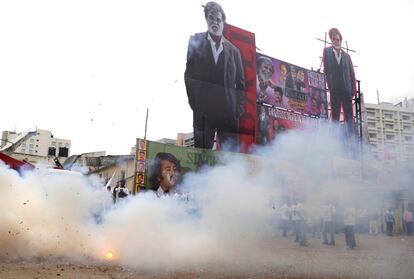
[
  {"left": 322, "top": 204, "right": 336, "bottom": 222},
  {"left": 333, "top": 48, "right": 342, "bottom": 64},
  {"left": 207, "top": 33, "right": 224, "bottom": 64},
  {"left": 280, "top": 204, "right": 291, "bottom": 220},
  {"left": 344, "top": 208, "right": 357, "bottom": 226}
]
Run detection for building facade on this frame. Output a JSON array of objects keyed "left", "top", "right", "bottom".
[
  {"left": 364, "top": 101, "right": 414, "bottom": 162},
  {"left": 1, "top": 129, "right": 71, "bottom": 159}
]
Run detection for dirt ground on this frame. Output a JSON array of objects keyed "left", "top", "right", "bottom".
[{"left": 1, "top": 233, "right": 413, "bottom": 279}]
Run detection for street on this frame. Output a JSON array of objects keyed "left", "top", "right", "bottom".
[{"left": 1, "top": 233, "right": 413, "bottom": 279}]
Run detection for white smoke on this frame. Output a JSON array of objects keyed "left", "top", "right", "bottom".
[{"left": 0, "top": 127, "right": 412, "bottom": 277}]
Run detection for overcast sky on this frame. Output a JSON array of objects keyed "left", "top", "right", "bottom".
[{"left": 1, "top": 0, "right": 413, "bottom": 155}]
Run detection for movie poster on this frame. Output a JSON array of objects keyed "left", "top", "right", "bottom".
[
  {"left": 134, "top": 139, "right": 264, "bottom": 193},
  {"left": 257, "top": 106, "right": 327, "bottom": 145},
  {"left": 256, "top": 53, "right": 328, "bottom": 118}
]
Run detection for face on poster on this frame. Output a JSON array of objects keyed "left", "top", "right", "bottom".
[{"left": 256, "top": 53, "right": 327, "bottom": 119}]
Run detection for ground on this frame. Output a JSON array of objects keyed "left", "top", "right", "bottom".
[{"left": 1, "top": 233, "right": 413, "bottom": 279}]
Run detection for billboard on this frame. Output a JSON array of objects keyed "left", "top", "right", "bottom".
[
  {"left": 184, "top": 2, "right": 256, "bottom": 152},
  {"left": 134, "top": 138, "right": 266, "bottom": 193},
  {"left": 258, "top": 106, "right": 327, "bottom": 144},
  {"left": 256, "top": 53, "right": 328, "bottom": 144},
  {"left": 134, "top": 138, "right": 223, "bottom": 193},
  {"left": 256, "top": 53, "right": 327, "bottom": 117}
]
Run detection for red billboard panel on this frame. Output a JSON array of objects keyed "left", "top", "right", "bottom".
[{"left": 258, "top": 106, "right": 326, "bottom": 144}]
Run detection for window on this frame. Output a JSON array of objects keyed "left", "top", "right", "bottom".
[
  {"left": 30, "top": 138, "right": 34, "bottom": 143},
  {"left": 21, "top": 149, "right": 26, "bottom": 153},
  {"left": 58, "top": 142, "right": 63, "bottom": 147},
  {"left": 404, "top": 136, "right": 412, "bottom": 142},
  {"left": 29, "top": 144, "right": 34, "bottom": 148},
  {"left": 386, "top": 134, "right": 395, "bottom": 140},
  {"left": 384, "top": 112, "right": 393, "bottom": 119},
  {"left": 402, "top": 115, "right": 411, "bottom": 121},
  {"left": 386, "top": 145, "right": 396, "bottom": 151},
  {"left": 51, "top": 142, "right": 56, "bottom": 146},
  {"left": 48, "top": 147, "right": 56, "bottom": 156},
  {"left": 403, "top": 125, "right": 411, "bottom": 131},
  {"left": 368, "top": 122, "right": 376, "bottom": 128},
  {"left": 58, "top": 147, "right": 69, "bottom": 157},
  {"left": 367, "top": 111, "right": 375, "bottom": 117},
  {"left": 385, "top": 124, "right": 394, "bottom": 129},
  {"left": 29, "top": 149, "right": 33, "bottom": 153},
  {"left": 369, "top": 133, "right": 376, "bottom": 139}
]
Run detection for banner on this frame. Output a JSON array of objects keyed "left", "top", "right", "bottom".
[
  {"left": 258, "top": 106, "right": 327, "bottom": 144},
  {"left": 134, "top": 139, "right": 223, "bottom": 192},
  {"left": 256, "top": 53, "right": 328, "bottom": 118}
]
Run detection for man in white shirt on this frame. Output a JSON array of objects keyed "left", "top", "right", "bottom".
[
  {"left": 322, "top": 202, "right": 336, "bottom": 245},
  {"left": 344, "top": 207, "right": 357, "bottom": 249},
  {"left": 279, "top": 201, "right": 292, "bottom": 237}
]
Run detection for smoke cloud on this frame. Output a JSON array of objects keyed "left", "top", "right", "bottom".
[{"left": 0, "top": 127, "right": 412, "bottom": 277}]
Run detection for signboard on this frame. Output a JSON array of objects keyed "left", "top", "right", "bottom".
[{"left": 256, "top": 53, "right": 327, "bottom": 118}]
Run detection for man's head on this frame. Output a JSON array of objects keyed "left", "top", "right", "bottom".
[
  {"left": 257, "top": 56, "right": 274, "bottom": 82},
  {"left": 280, "top": 63, "right": 290, "bottom": 77},
  {"left": 328, "top": 28, "right": 342, "bottom": 50},
  {"left": 149, "top": 152, "right": 181, "bottom": 192},
  {"left": 274, "top": 87, "right": 283, "bottom": 105},
  {"left": 204, "top": 2, "right": 225, "bottom": 36}
]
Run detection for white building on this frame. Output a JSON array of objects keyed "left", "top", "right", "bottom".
[
  {"left": 364, "top": 99, "right": 414, "bottom": 162},
  {"left": 1, "top": 129, "right": 71, "bottom": 158}
]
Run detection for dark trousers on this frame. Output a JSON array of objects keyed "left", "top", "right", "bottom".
[
  {"left": 322, "top": 221, "right": 335, "bottom": 245},
  {"left": 193, "top": 113, "right": 239, "bottom": 150},
  {"left": 297, "top": 220, "right": 308, "bottom": 246},
  {"left": 405, "top": 222, "right": 412, "bottom": 236},
  {"left": 331, "top": 89, "right": 354, "bottom": 135},
  {"left": 281, "top": 220, "right": 289, "bottom": 237},
  {"left": 386, "top": 222, "right": 394, "bottom": 236},
  {"left": 344, "top": 225, "right": 356, "bottom": 249}
]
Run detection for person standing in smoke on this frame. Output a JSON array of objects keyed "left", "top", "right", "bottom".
[
  {"left": 184, "top": 1, "right": 245, "bottom": 150},
  {"left": 279, "top": 200, "right": 292, "bottom": 237},
  {"left": 403, "top": 205, "right": 413, "bottom": 236},
  {"left": 323, "top": 28, "right": 356, "bottom": 137},
  {"left": 321, "top": 202, "right": 336, "bottom": 245},
  {"left": 344, "top": 206, "right": 357, "bottom": 249},
  {"left": 114, "top": 179, "right": 129, "bottom": 202},
  {"left": 385, "top": 208, "right": 395, "bottom": 236},
  {"left": 292, "top": 200, "right": 308, "bottom": 246}
]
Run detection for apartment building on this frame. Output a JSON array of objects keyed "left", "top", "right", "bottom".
[
  {"left": 364, "top": 100, "right": 414, "bottom": 162},
  {"left": 1, "top": 129, "right": 71, "bottom": 158}
]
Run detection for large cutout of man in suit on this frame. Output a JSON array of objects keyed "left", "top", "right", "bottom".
[
  {"left": 184, "top": 1, "right": 245, "bottom": 150},
  {"left": 323, "top": 28, "right": 356, "bottom": 136}
]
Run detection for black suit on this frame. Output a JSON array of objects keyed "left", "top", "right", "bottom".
[
  {"left": 184, "top": 32, "right": 245, "bottom": 149},
  {"left": 323, "top": 46, "right": 356, "bottom": 134}
]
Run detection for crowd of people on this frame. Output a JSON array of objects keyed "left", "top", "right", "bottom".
[{"left": 275, "top": 200, "right": 414, "bottom": 249}]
